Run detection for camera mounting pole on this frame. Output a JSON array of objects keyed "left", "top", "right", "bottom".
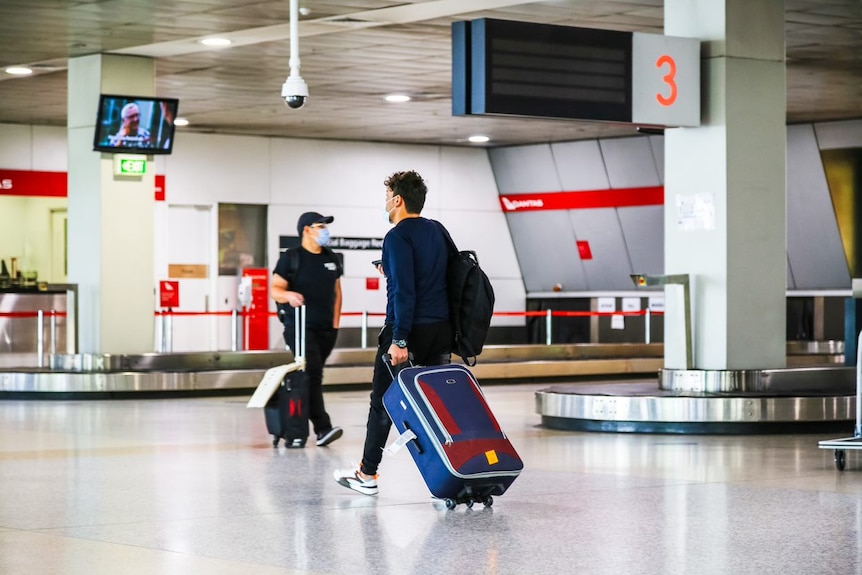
[{"left": 281, "top": 0, "right": 309, "bottom": 108}]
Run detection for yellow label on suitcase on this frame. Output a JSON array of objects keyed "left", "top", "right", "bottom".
[{"left": 485, "top": 450, "right": 499, "bottom": 465}]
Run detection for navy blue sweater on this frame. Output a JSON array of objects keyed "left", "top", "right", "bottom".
[{"left": 382, "top": 217, "right": 449, "bottom": 340}]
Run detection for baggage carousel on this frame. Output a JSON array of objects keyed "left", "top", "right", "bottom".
[
  {"left": 0, "top": 341, "right": 854, "bottom": 434},
  {"left": 535, "top": 341, "right": 853, "bottom": 434}
]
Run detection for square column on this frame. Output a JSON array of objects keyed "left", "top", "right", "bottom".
[
  {"left": 664, "top": 0, "right": 786, "bottom": 370},
  {"left": 67, "top": 54, "right": 156, "bottom": 354}
]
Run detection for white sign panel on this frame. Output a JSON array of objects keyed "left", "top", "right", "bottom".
[
  {"left": 611, "top": 314, "right": 626, "bottom": 330},
  {"left": 597, "top": 297, "right": 616, "bottom": 313},
  {"left": 648, "top": 296, "right": 665, "bottom": 312},
  {"left": 631, "top": 33, "right": 700, "bottom": 127},
  {"left": 622, "top": 297, "right": 641, "bottom": 312},
  {"left": 676, "top": 193, "right": 715, "bottom": 231}
]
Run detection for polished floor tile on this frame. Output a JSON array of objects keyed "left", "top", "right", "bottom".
[{"left": 1, "top": 383, "right": 862, "bottom": 575}]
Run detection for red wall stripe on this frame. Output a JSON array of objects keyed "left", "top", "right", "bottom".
[
  {"left": 0, "top": 170, "right": 166, "bottom": 200},
  {"left": 499, "top": 186, "right": 664, "bottom": 212},
  {"left": 0, "top": 169, "right": 66, "bottom": 197}
]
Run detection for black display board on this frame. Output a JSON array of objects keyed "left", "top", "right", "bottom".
[{"left": 453, "top": 18, "right": 632, "bottom": 123}]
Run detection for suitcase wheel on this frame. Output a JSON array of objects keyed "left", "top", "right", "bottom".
[
  {"left": 444, "top": 495, "right": 493, "bottom": 510},
  {"left": 272, "top": 436, "right": 280, "bottom": 448}
]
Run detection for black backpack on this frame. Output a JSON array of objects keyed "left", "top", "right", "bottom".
[
  {"left": 433, "top": 221, "right": 495, "bottom": 366},
  {"left": 276, "top": 247, "right": 343, "bottom": 323}
]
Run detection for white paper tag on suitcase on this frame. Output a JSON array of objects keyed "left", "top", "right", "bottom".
[
  {"left": 246, "top": 361, "right": 303, "bottom": 408},
  {"left": 385, "top": 428, "right": 417, "bottom": 455}
]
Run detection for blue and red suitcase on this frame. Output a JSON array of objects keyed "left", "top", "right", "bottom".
[{"left": 383, "top": 363, "right": 522, "bottom": 509}]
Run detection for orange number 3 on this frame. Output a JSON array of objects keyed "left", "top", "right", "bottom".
[{"left": 655, "top": 54, "right": 677, "bottom": 107}]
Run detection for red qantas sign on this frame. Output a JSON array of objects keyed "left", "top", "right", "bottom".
[
  {"left": 0, "top": 169, "right": 166, "bottom": 200},
  {"left": 0, "top": 169, "right": 66, "bottom": 197},
  {"left": 499, "top": 186, "right": 664, "bottom": 212}
]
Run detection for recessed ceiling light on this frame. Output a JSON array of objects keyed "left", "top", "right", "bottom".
[
  {"left": 385, "top": 94, "right": 411, "bottom": 103},
  {"left": 5, "top": 67, "right": 33, "bottom": 75},
  {"left": 174, "top": 118, "right": 189, "bottom": 126},
  {"left": 468, "top": 135, "right": 490, "bottom": 143},
  {"left": 199, "top": 38, "right": 232, "bottom": 47}
]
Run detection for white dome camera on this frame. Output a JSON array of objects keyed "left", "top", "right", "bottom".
[{"left": 281, "top": 75, "right": 308, "bottom": 109}]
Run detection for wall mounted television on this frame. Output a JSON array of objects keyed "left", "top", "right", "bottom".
[{"left": 93, "top": 94, "right": 180, "bottom": 154}]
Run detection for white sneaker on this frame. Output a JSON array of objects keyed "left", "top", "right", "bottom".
[{"left": 333, "top": 467, "right": 379, "bottom": 496}]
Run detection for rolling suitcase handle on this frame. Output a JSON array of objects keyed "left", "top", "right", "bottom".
[
  {"left": 382, "top": 352, "right": 421, "bottom": 456},
  {"left": 293, "top": 305, "right": 306, "bottom": 368}
]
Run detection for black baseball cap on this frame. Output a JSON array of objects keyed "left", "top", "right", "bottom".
[{"left": 296, "top": 212, "right": 334, "bottom": 236}]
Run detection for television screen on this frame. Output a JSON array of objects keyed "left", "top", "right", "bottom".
[{"left": 93, "top": 94, "right": 179, "bottom": 154}]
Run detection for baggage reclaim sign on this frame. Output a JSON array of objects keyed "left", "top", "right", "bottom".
[{"left": 279, "top": 236, "right": 383, "bottom": 251}]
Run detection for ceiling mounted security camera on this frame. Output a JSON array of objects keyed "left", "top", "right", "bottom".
[
  {"left": 282, "top": 0, "right": 307, "bottom": 110},
  {"left": 282, "top": 75, "right": 308, "bottom": 109}
]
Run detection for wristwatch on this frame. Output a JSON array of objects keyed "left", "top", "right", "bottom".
[{"left": 392, "top": 339, "right": 408, "bottom": 349}]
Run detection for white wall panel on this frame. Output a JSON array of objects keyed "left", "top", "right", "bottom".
[
  {"left": 815, "top": 119, "right": 862, "bottom": 150},
  {"left": 269, "top": 138, "right": 438, "bottom": 208},
  {"left": 0, "top": 124, "right": 34, "bottom": 169},
  {"left": 165, "top": 133, "right": 270, "bottom": 205},
  {"left": 649, "top": 135, "right": 665, "bottom": 184},
  {"left": 488, "top": 144, "right": 560, "bottom": 194},
  {"left": 551, "top": 140, "right": 609, "bottom": 190},
  {"left": 786, "top": 124, "right": 850, "bottom": 288},
  {"left": 31, "top": 126, "right": 67, "bottom": 171},
  {"left": 438, "top": 147, "right": 498, "bottom": 212},
  {"left": 600, "top": 136, "right": 662, "bottom": 188},
  {"left": 506, "top": 211, "right": 586, "bottom": 292},
  {"left": 570, "top": 208, "right": 632, "bottom": 290},
  {"left": 618, "top": 206, "right": 664, "bottom": 278}
]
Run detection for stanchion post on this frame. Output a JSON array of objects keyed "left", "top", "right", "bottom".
[
  {"left": 361, "top": 311, "right": 368, "bottom": 349},
  {"left": 645, "top": 308, "right": 651, "bottom": 344},
  {"left": 231, "top": 309, "right": 239, "bottom": 352},
  {"left": 545, "top": 308, "right": 552, "bottom": 346},
  {"left": 166, "top": 309, "right": 173, "bottom": 353},
  {"left": 49, "top": 309, "right": 57, "bottom": 356},
  {"left": 36, "top": 309, "right": 44, "bottom": 368}
]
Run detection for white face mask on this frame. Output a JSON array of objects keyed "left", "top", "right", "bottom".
[{"left": 383, "top": 196, "right": 396, "bottom": 223}]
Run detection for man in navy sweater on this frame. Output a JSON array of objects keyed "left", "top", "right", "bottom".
[{"left": 334, "top": 170, "right": 452, "bottom": 495}]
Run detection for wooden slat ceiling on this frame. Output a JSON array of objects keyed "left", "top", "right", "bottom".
[{"left": 0, "top": 0, "right": 860, "bottom": 147}]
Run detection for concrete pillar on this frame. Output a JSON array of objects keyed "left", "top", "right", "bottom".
[
  {"left": 67, "top": 54, "right": 155, "bottom": 354},
  {"left": 663, "top": 0, "right": 786, "bottom": 370}
]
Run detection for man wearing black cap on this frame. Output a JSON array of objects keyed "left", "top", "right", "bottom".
[{"left": 271, "top": 211, "right": 343, "bottom": 446}]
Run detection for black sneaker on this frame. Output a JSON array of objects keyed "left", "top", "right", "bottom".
[{"left": 316, "top": 427, "right": 343, "bottom": 447}]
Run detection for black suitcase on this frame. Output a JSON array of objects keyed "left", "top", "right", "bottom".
[
  {"left": 264, "top": 371, "right": 309, "bottom": 447},
  {"left": 263, "top": 305, "right": 310, "bottom": 448}
]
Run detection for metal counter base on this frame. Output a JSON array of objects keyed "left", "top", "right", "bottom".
[{"left": 536, "top": 374, "right": 856, "bottom": 435}]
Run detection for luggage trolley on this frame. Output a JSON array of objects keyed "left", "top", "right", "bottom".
[{"left": 818, "top": 330, "right": 862, "bottom": 471}]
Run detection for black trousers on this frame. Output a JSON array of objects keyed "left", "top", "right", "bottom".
[
  {"left": 284, "top": 326, "right": 338, "bottom": 435},
  {"left": 360, "top": 321, "right": 451, "bottom": 476}
]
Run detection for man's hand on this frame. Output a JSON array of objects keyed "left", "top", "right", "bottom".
[
  {"left": 387, "top": 343, "right": 408, "bottom": 365},
  {"left": 285, "top": 290, "right": 305, "bottom": 307}
]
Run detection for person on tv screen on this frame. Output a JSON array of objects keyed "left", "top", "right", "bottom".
[{"left": 109, "top": 102, "right": 152, "bottom": 148}]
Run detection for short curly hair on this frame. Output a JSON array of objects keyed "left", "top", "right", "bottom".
[{"left": 384, "top": 170, "right": 427, "bottom": 214}]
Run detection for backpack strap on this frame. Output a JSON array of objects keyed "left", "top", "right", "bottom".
[
  {"left": 277, "top": 248, "right": 301, "bottom": 324},
  {"left": 433, "top": 219, "right": 459, "bottom": 258},
  {"left": 281, "top": 247, "right": 301, "bottom": 285}
]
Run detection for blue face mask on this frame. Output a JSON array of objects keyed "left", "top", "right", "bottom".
[{"left": 315, "top": 227, "right": 331, "bottom": 247}]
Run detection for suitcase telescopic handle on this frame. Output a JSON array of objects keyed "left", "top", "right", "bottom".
[
  {"left": 381, "top": 353, "right": 415, "bottom": 379},
  {"left": 293, "top": 305, "right": 306, "bottom": 361}
]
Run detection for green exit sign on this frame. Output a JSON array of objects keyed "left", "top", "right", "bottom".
[{"left": 113, "top": 154, "right": 147, "bottom": 177}]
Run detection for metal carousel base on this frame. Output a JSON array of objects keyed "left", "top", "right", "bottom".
[{"left": 536, "top": 367, "right": 857, "bottom": 434}]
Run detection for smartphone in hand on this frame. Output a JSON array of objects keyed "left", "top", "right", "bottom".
[{"left": 371, "top": 259, "right": 382, "bottom": 267}]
